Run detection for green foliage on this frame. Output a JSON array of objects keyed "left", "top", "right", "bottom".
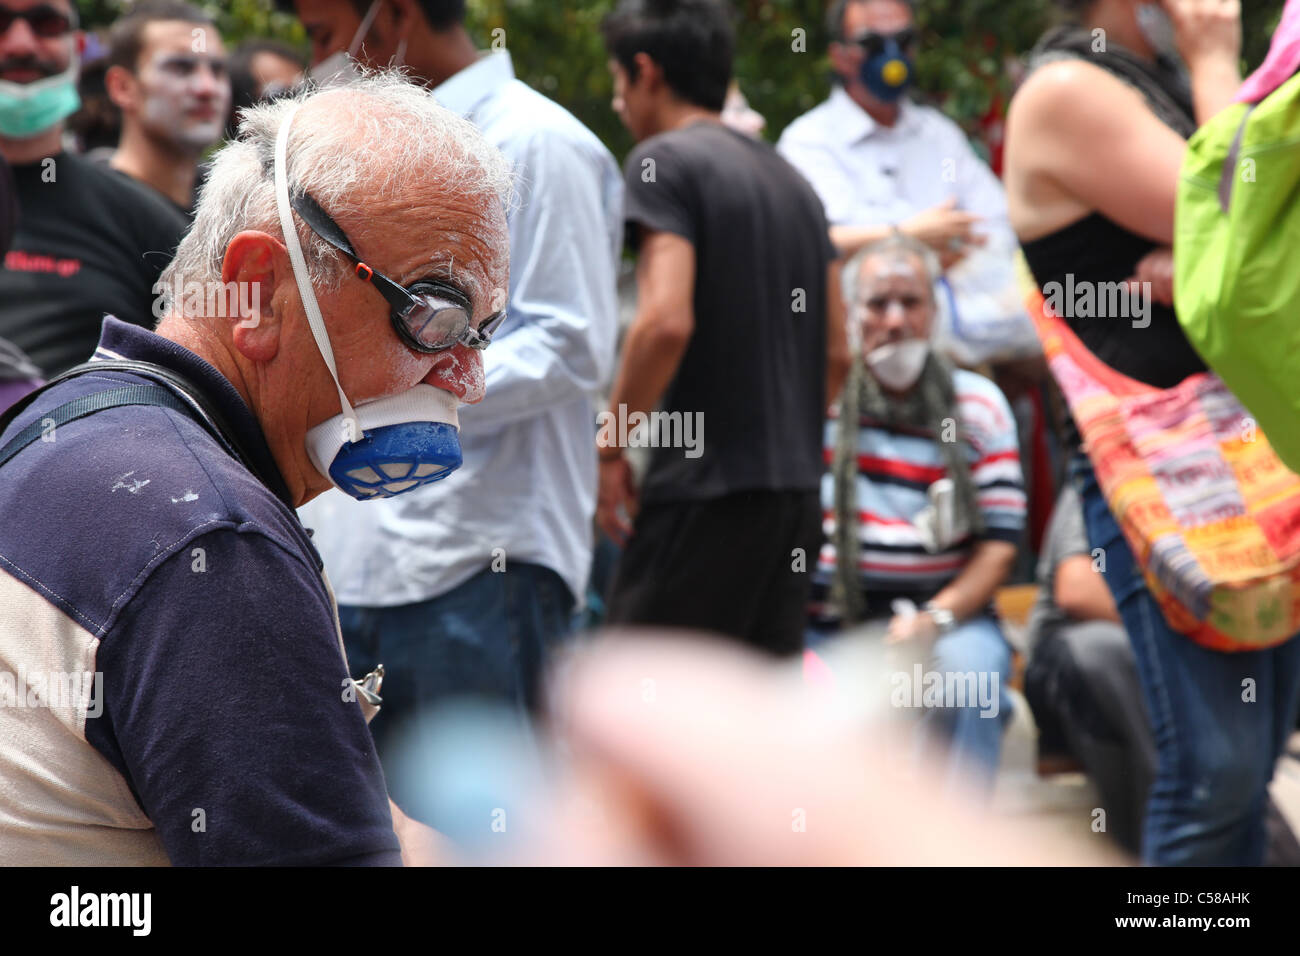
[
  {"left": 76, "top": 0, "right": 307, "bottom": 52},
  {"left": 76, "top": 0, "right": 1289, "bottom": 161}
]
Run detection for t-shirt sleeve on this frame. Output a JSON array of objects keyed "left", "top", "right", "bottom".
[
  {"left": 622, "top": 140, "right": 695, "bottom": 248},
  {"left": 85, "top": 526, "right": 401, "bottom": 866},
  {"left": 1046, "top": 483, "right": 1090, "bottom": 578}
]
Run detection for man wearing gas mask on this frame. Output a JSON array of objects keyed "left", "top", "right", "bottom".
[
  {"left": 104, "top": 0, "right": 232, "bottom": 215},
  {"left": 778, "top": 0, "right": 1014, "bottom": 270},
  {"left": 285, "top": 0, "right": 622, "bottom": 785},
  {"left": 0, "top": 0, "right": 188, "bottom": 377},
  {"left": 0, "top": 72, "right": 511, "bottom": 865},
  {"left": 808, "top": 236, "right": 1024, "bottom": 794}
]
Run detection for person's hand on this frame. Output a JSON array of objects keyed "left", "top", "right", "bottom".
[
  {"left": 1164, "top": 0, "right": 1241, "bottom": 68},
  {"left": 1127, "top": 246, "right": 1174, "bottom": 306},
  {"left": 543, "top": 633, "right": 1121, "bottom": 865},
  {"left": 899, "top": 198, "right": 985, "bottom": 269},
  {"left": 596, "top": 454, "right": 638, "bottom": 547},
  {"left": 389, "top": 798, "right": 456, "bottom": 866},
  {"left": 885, "top": 609, "right": 940, "bottom": 646}
]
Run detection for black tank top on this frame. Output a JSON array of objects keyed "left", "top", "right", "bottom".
[
  {"left": 1020, "top": 212, "right": 1206, "bottom": 390},
  {"left": 1013, "top": 217, "right": 1206, "bottom": 452}
]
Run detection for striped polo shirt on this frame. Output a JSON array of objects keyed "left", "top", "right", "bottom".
[
  {"left": 810, "top": 368, "right": 1026, "bottom": 623},
  {"left": 0, "top": 318, "right": 400, "bottom": 866}
]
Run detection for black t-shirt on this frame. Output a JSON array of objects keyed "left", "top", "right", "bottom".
[
  {"left": 0, "top": 151, "right": 188, "bottom": 376},
  {"left": 623, "top": 121, "right": 835, "bottom": 504}
]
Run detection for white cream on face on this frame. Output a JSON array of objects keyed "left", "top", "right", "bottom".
[
  {"left": 854, "top": 254, "right": 934, "bottom": 351},
  {"left": 137, "top": 42, "right": 230, "bottom": 151}
]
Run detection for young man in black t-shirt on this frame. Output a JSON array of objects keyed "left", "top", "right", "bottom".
[
  {"left": 0, "top": 0, "right": 188, "bottom": 376},
  {"left": 597, "top": 0, "right": 849, "bottom": 655}
]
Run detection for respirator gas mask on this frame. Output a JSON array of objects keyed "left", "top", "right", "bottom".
[
  {"left": 854, "top": 27, "right": 916, "bottom": 104},
  {"left": 273, "top": 105, "right": 502, "bottom": 499}
]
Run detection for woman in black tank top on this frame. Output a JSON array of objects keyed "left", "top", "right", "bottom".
[
  {"left": 1020, "top": 212, "right": 1205, "bottom": 390},
  {"left": 1004, "top": 1, "right": 1300, "bottom": 868}
]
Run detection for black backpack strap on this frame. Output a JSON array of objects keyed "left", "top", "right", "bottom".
[
  {"left": 0, "top": 384, "right": 191, "bottom": 468},
  {"left": 0, "top": 359, "right": 273, "bottom": 490}
]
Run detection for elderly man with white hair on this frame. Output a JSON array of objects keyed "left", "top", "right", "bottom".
[
  {"left": 807, "top": 235, "right": 1026, "bottom": 792},
  {"left": 0, "top": 72, "right": 511, "bottom": 865}
]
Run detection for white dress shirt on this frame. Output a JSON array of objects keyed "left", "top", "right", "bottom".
[
  {"left": 776, "top": 86, "right": 1015, "bottom": 248},
  {"left": 297, "top": 51, "right": 623, "bottom": 607}
]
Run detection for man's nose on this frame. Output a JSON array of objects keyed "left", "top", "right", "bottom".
[
  {"left": 422, "top": 344, "right": 485, "bottom": 405},
  {"left": 0, "top": 18, "right": 41, "bottom": 57},
  {"left": 191, "top": 63, "right": 222, "bottom": 96},
  {"left": 883, "top": 304, "right": 908, "bottom": 332}
]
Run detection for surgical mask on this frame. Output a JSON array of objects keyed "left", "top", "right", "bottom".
[
  {"left": 0, "top": 62, "right": 80, "bottom": 139},
  {"left": 858, "top": 34, "right": 914, "bottom": 103},
  {"left": 310, "top": 0, "right": 406, "bottom": 87},
  {"left": 1136, "top": 3, "right": 1179, "bottom": 62},
  {"left": 273, "top": 103, "right": 465, "bottom": 499},
  {"left": 866, "top": 339, "right": 929, "bottom": 391}
]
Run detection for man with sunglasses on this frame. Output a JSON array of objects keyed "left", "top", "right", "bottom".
[
  {"left": 0, "top": 73, "right": 512, "bottom": 864},
  {"left": 0, "top": 0, "right": 188, "bottom": 377},
  {"left": 778, "top": 0, "right": 1013, "bottom": 269}
]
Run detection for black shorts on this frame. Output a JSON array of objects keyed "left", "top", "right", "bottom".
[{"left": 605, "top": 489, "right": 822, "bottom": 656}]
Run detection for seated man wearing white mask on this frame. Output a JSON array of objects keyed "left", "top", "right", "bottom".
[
  {"left": 0, "top": 72, "right": 511, "bottom": 865},
  {"left": 808, "top": 235, "right": 1025, "bottom": 792}
]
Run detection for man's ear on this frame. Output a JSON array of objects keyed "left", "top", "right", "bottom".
[
  {"left": 103, "top": 64, "right": 138, "bottom": 112},
  {"left": 223, "top": 231, "right": 283, "bottom": 364},
  {"left": 632, "top": 51, "right": 660, "bottom": 94}
]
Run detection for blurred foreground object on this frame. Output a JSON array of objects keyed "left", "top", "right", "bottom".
[{"left": 390, "top": 630, "right": 1120, "bottom": 866}]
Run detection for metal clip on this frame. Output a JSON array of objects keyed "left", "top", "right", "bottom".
[{"left": 355, "top": 663, "right": 384, "bottom": 706}]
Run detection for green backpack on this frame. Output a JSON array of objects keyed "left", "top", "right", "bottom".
[{"left": 1175, "top": 69, "right": 1300, "bottom": 474}]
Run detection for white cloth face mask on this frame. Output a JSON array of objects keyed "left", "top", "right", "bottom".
[{"left": 865, "top": 338, "right": 929, "bottom": 391}]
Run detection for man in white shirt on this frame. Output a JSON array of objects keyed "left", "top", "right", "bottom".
[
  {"left": 778, "top": 0, "right": 1014, "bottom": 267},
  {"left": 286, "top": 1, "right": 622, "bottom": 793}
]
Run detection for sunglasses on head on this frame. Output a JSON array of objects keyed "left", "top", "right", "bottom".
[
  {"left": 849, "top": 27, "right": 916, "bottom": 57},
  {"left": 289, "top": 189, "right": 506, "bottom": 354},
  {"left": 0, "top": 4, "right": 72, "bottom": 39}
]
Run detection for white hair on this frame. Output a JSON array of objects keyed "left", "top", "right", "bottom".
[
  {"left": 841, "top": 233, "right": 942, "bottom": 308},
  {"left": 160, "top": 69, "right": 514, "bottom": 312}
]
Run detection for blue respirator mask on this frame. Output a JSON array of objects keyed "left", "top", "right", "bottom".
[
  {"left": 855, "top": 28, "right": 915, "bottom": 103},
  {"left": 273, "top": 104, "right": 499, "bottom": 500}
]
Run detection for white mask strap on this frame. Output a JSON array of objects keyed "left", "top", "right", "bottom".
[
  {"left": 273, "top": 102, "right": 360, "bottom": 441},
  {"left": 349, "top": 0, "right": 383, "bottom": 58}
]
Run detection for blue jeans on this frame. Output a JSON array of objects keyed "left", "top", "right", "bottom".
[
  {"left": 339, "top": 561, "right": 575, "bottom": 809},
  {"left": 1073, "top": 455, "right": 1300, "bottom": 864},
  {"left": 808, "top": 614, "right": 1012, "bottom": 793}
]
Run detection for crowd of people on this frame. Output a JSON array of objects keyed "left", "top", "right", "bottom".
[{"left": 0, "top": 0, "right": 1296, "bottom": 868}]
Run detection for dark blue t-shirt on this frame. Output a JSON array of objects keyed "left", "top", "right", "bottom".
[{"left": 0, "top": 317, "right": 400, "bottom": 866}]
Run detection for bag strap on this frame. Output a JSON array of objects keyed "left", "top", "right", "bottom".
[
  {"left": 1217, "top": 103, "right": 1259, "bottom": 213},
  {"left": 0, "top": 359, "right": 274, "bottom": 490},
  {"left": 1025, "top": 288, "right": 1185, "bottom": 399},
  {"left": 0, "top": 384, "right": 192, "bottom": 469}
]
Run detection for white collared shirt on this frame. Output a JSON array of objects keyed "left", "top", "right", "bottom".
[
  {"left": 776, "top": 86, "right": 1014, "bottom": 247},
  {"left": 297, "top": 51, "right": 623, "bottom": 607}
]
